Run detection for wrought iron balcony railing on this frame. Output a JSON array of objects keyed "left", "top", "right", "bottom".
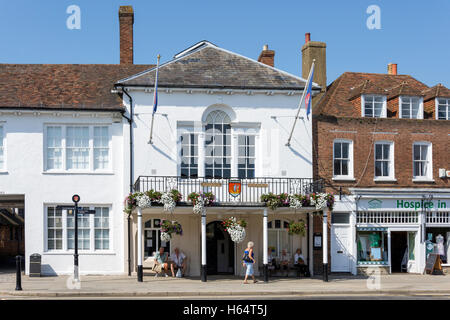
[{"left": 134, "top": 176, "right": 324, "bottom": 206}]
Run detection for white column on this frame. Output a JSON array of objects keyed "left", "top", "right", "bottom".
[
  {"left": 323, "top": 209, "right": 328, "bottom": 281},
  {"left": 137, "top": 207, "right": 143, "bottom": 282},
  {"left": 388, "top": 229, "right": 392, "bottom": 274},
  {"left": 263, "top": 208, "right": 268, "bottom": 264},
  {"left": 263, "top": 208, "right": 269, "bottom": 282},
  {"left": 201, "top": 210, "right": 207, "bottom": 281}
]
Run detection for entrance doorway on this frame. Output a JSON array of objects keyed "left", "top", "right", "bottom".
[
  {"left": 0, "top": 195, "right": 25, "bottom": 272},
  {"left": 391, "top": 231, "right": 408, "bottom": 272},
  {"left": 206, "top": 221, "right": 234, "bottom": 275}
]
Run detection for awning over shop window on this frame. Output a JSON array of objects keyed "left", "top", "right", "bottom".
[{"left": 357, "top": 227, "right": 387, "bottom": 231}]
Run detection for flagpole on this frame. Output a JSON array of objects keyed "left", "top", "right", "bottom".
[
  {"left": 285, "top": 60, "right": 315, "bottom": 147},
  {"left": 148, "top": 54, "right": 161, "bottom": 144}
]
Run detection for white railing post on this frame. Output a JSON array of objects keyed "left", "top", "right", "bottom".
[{"left": 137, "top": 207, "right": 143, "bottom": 282}]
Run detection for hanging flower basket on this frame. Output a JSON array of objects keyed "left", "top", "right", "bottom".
[
  {"left": 135, "top": 192, "right": 152, "bottom": 209},
  {"left": 310, "top": 193, "right": 334, "bottom": 211},
  {"left": 287, "top": 220, "right": 306, "bottom": 236},
  {"left": 222, "top": 217, "right": 247, "bottom": 243},
  {"left": 261, "top": 192, "right": 334, "bottom": 211},
  {"left": 261, "top": 192, "right": 287, "bottom": 210},
  {"left": 123, "top": 193, "right": 137, "bottom": 214},
  {"left": 123, "top": 189, "right": 181, "bottom": 214},
  {"left": 160, "top": 189, "right": 183, "bottom": 213},
  {"left": 188, "top": 192, "right": 215, "bottom": 214},
  {"left": 160, "top": 219, "right": 183, "bottom": 241}
]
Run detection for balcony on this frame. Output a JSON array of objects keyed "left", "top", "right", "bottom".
[{"left": 134, "top": 176, "right": 324, "bottom": 207}]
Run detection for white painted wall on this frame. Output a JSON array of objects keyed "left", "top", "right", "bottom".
[
  {"left": 0, "top": 111, "right": 127, "bottom": 275},
  {"left": 124, "top": 89, "right": 313, "bottom": 180}
]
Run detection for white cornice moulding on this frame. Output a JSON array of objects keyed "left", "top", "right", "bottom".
[{"left": 124, "top": 86, "right": 304, "bottom": 96}]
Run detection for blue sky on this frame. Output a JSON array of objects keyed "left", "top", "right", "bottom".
[{"left": 0, "top": 0, "right": 448, "bottom": 87}]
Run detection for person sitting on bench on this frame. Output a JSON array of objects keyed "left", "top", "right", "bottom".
[
  {"left": 280, "top": 249, "right": 290, "bottom": 277},
  {"left": 153, "top": 247, "right": 170, "bottom": 277},
  {"left": 294, "top": 248, "right": 309, "bottom": 277},
  {"left": 170, "top": 247, "right": 187, "bottom": 277},
  {"left": 267, "top": 248, "right": 277, "bottom": 276}
]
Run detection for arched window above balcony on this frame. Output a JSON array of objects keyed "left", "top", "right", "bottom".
[{"left": 204, "top": 110, "right": 231, "bottom": 179}]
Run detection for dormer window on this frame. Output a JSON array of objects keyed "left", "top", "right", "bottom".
[
  {"left": 400, "top": 96, "right": 423, "bottom": 119},
  {"left": 436, "top": 98, "right": 450, "bottom": 120},
  {"left": 361, "top": 95, "right": 386, "bottom": 118}
]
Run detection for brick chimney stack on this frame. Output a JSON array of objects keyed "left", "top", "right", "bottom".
[
  {"left": 388, "top": 63, "right": 398, "bottom": 75},
  {"left": 301, "top": 33, "right": 326, "bottom": 92},
  {"left": 119, "top": 6, "right": 134, "bottom": 64},
  {"left": 258, "top": 44, "right": 275, "bottom": 67}
]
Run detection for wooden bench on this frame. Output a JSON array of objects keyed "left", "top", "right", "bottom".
[{"left": 258, "top": 263, "right": 310, "bottom": 277}]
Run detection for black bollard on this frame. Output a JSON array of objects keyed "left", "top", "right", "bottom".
[{"left": 15, "top": 255, "right": 22, "bottom": 291}]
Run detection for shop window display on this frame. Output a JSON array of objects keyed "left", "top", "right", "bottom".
[
  {"left": 357, "top": 229, "right": 389, "bottom": 265},
  {"left": 426, "top": 228, "right": 450, "bottom": 264}
]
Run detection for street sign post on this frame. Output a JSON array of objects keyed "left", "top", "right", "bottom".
[{"left": 57, "top": 195, "right": 95, "bottom": 282}]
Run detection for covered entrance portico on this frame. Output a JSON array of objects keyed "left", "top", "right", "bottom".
[{"left": 129, "top": 176, "right": 330, "bottom": 282}]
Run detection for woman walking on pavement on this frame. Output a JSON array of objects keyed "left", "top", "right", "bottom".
[{"left": 242, "top": 241, "right": 257, "bottom": 284}]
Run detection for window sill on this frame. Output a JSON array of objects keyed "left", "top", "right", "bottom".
[
  {"left": 374, "top": 178, "right": 397, "bottom": 182},
  {"left": 332, "top": 177, "right": 356, "bottom": 182},
  {"left": 42, "top": 171, "right": 114, "bottom": 175},
  {"left": 412, "top": 178, "right": 435, "bottom": 183},
  {"left": 43, "top": 251, "right": 116, "bottom": 255}
]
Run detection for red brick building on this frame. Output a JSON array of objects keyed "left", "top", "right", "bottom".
[{"left": 312, "top": 62, "right": 450, "bottom": 275}]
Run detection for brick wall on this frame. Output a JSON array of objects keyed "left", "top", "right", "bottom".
[{"left": 313, "top": 116, "right": 450, "bottom": 195}]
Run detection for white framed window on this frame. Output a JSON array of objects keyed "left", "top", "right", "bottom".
[
  {"left": 94, "top": 207, "right": 110, "bottom": 250},
  {"left": 0, "top": 125, "right": 5, "bottom": 171},
  {"left": 45, "top": 205, "right": 111, "bottom": 252},
  {"left": 46, "top": 126, "right": 63, "bottom": 170},
  {"left": 412, "top": 142, "right": 432, "bottom": 180},
  {"left": 268, "top": 220, "right": 292, "bottom": 258},
  {"left": 400, "top": 96, "right": 423, "bottom": 119},
  {"left": 93, "top": 127, "right": 110, "bottom": 170},
  {"left": 66, "top": 126, "right": 90, "bottom": 170},
  {"left": 374, "top": 141, "right": 395, "bottom": 180},
  {"left": 47, "top": 207, "right": 63, "bottom": 250},
  {"left": 67, "top": 212, "right": 90, "bottom": 250},
  {"left": 204, "top": 110, "right": 231, "bottom": 178},
  {"left": 237, "top": 134, "right": 255, "bottom": 179},
  {"left": 362, "top": 95, "right": 386, "bottom": 118},
  {"left": 144, "top": 218, "right": 170, "bottom": 258},
  {"left": 333, "top": 140, "right": 353, "bottom": 179},
  {"left": 179, "top": 132, "right": 198, "bottom": 178},
  {"left": 436, "top": 98, "right": 450, "bottom": 120},
  {"left": 45, "top": 125, "right": 111, "bottom": 172}
]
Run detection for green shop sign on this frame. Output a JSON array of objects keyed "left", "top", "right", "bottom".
[
  {"left": 363, "top": 198, "right": 449, "bottom": 211},
  {"left": 396, "top": 199, "right": 447, "bottom": 210}
]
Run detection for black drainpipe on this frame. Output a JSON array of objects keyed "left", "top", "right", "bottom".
[{"left": 116, "top": 85, "right": 134, "bottom": 277}]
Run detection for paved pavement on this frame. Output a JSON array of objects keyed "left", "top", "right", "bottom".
[{"left": 1, "top": 272, "right": 449, "bottom": 298}]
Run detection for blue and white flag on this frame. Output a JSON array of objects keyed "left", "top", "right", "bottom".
[
  {"left": 149, "top": 55, "right": 161, "bottom": 144},
  {"left": 152, "top": 57, "right": 160, "bottom": 115},
  {"left": 304, "top": 63, "right": 315, "bottom": 120},
  {"left": 285, "top": 61, "right": 315, "bottom": 146}
]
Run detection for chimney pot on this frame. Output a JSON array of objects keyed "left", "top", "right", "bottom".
[
  {"left": 258, "top": 45, "right": 275, "bottom": 67},
  {"left": 305, "top": 33, "right": 311, "bottom": 44},
  {"left": 388, "top": 63, "right": 397, "bottom": 75}
]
